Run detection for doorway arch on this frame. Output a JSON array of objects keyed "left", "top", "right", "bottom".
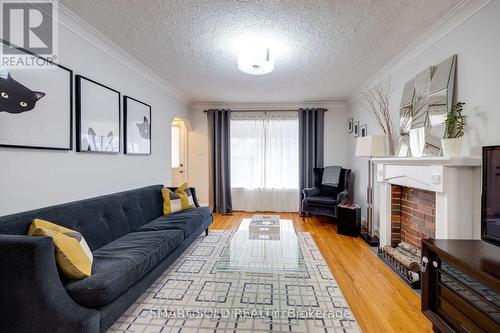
[{"left": 171, "top": 117, "right": 190, "bottom": 186}]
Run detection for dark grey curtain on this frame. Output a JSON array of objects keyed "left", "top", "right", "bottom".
[
  {"left": 299, "top": 108, "right": 326, "bottom": 213},
  {"left": 207, "top": 109, "right": 232, "bottom": 214}
]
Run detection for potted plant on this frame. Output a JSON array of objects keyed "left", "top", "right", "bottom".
[{"left": 442, "top": 102, "right": 465, "bottom": 157}]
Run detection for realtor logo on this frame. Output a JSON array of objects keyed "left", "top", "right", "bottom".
[{"left": 1, "top": 0, "right": 58, "bottom": 67}]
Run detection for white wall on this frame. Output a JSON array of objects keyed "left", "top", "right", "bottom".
[
  {"left": 187, "top": 103, "right": 349, "bottom": 207},
  {"left": 187, "top": 108, "right": 210, "bottom": 205},
  {"left": 345, "top": 0, "right": 500, "bottom": 222},
  {"left": 0, "top": 10, "right": 190, "bottom": 216},
  {"left": 324, "top": 105, "right": 349, "bottom": 167}
]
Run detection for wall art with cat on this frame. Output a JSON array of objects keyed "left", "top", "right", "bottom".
[
  {"left": 124, "top": 96, "right": 151, "bottom": 155},
  {"left": 0, "top": 39, "right": 73, "bottom": 150},
  {"left": 76, "top": 75, "right": 121, "bottom": 153}
]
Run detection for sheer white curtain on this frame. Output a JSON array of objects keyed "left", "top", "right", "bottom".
[{"left": 230, "top": 111, "right": 299, "bottom": 212}]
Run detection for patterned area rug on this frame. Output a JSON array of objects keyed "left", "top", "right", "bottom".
[{"left": 109, "top": 231, "right": 360, "bottom": 332}]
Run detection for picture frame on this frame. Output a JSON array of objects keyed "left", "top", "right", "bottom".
[
  {"left": 360, "top": 124, "right": 367, "bottom": 137},
  {"left": 124, "top": 96, "right": 151, "bottom": 155},
  {"left": 353, "top": 121, "right": 360, "bottom": 137},
  {"left": 348, "top": 117, "right": 353, "bottom": 133},
  {"left": 76, "top": 75, "right": 121, "bottom": 153},
  {"left": 0, "top": 39, "right": 73, "bottom": 150}
]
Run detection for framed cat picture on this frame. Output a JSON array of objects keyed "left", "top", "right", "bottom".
[
  {"left": 76, "top": 75, "right": 120, "bottom": 153},
  {"left": 360, "top": 124, "right": 367, "bottom": 137},
  {"left": 0, "top": 39, "right": 73, "bottom": 150},
  {"left": 124, "top": 96, "right": 151, "bottom": 155},
  {"left": 353, "top": 121, "right": 360, "bottom": 137}
]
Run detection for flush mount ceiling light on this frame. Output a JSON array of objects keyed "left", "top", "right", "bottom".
[{"left": 237, "top": 42, "right": 275, "bottom": 75}]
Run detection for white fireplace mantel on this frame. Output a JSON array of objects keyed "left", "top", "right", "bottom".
[
  {"left": 372, "top": 156, "right": 482, "bottom": 247},
  {"left": 371, "top": 156, "right": 481, "bottom": 167}
]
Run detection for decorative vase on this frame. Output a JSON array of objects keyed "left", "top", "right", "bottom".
[
  {"left": 441, "top": 138, "right": 462, "bottom": 157},
  {"left": 385, "top": 134, "right": 395, "bottom": 156}
]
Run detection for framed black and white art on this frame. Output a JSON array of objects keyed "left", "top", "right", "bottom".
[
  {"left": 124, "top": 96, "right": 151, "bottom": 155},
  {"left": 360, "top": 124, "right": 367, "bottom": 137},
  {"left": 76, "top": 75, "right": 120, "bottom": 153},
  {"left": 0, "top": 39, "right": 72, "bottom": 150},
  {"left": 353, "top": 121, "right": 360, "bottom": 137},
  {"left": 347, "top": 118, "right": 353, "bottom": 133}
]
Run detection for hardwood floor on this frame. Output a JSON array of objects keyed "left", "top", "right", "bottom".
[{"left": 210, "top": 212, "right": 433, "bottom": 333}]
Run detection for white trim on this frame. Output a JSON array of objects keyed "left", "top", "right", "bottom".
[
  {"left": 376, "top": 157, "right": 482, "bottom": 246},
  {"left": 371, "top": 156, "right": 481, "bottom": 167},
  {"left": 55, "top": 3, "right": 190, "bottom": 105},
  {"left": 190, "top": 101, "right": 346, "bottom": 111},
  {"left": 346, "top": 0, "right": 493, "bottom": 105}
]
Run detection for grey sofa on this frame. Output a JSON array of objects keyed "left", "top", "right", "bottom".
[
  {"left": 0, "top": 185, "right": 213, "bottom": 333},
  {"left": 302, "top": 167, "right": 353, "bottom": 218}
]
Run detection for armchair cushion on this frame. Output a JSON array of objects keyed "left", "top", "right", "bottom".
[
  {"left": 302, "top": 187, "right": 320, "bottom": 198},
  {"left": 304, "top": 196, "right": 338, "bottom": 206}
]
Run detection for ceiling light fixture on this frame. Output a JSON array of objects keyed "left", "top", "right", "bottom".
[{"left": 237, "top": 42, "right": 275, "bottom": 75}]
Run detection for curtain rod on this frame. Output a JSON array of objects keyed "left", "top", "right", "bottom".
[{"left": 203, "top": 109, "right": 327, "bottom": 113}]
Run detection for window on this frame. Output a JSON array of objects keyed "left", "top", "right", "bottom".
[
  {"left": 230, "top": 111, "right": 299, "bottom": 211},
  {"left": 171, "top": 126, "right": 180, "bottom": 168}
]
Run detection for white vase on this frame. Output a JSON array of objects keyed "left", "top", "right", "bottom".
[
  {"left": 385, "top": 134, "right": 395, "bottom": 156},
  {"left": 441, "top": 138, "right": 462, "bottom": 157}
]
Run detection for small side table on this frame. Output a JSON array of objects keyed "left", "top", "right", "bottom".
[{"left": 336, "top": 204, "right": 361, "bottom": 237}]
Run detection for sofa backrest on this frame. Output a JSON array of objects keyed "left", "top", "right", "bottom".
[{"left": 0, "top": 185, "right": 164, "bottom": 251}]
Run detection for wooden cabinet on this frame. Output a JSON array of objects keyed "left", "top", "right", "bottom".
[{"left": 421, "top": 239, "right": 500, "bottom": 333}]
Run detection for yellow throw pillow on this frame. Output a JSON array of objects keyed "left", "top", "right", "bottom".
[
  {"left": 162, "top": 183, "right": 196, "bottom": 215},
  {"left": 28, "top": 219, "right": 93, "bottom": 279},
  {"left": 175, "top": 183, "right": 196, "bottom": 208}
]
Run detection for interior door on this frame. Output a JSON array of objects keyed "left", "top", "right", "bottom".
[{"left": 171, "top": 123, "right": 187, "bottom": 186}]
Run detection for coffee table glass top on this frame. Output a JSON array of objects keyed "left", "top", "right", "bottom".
[{"left": 217, "top": 218, "right": 306, "bottom": 273}]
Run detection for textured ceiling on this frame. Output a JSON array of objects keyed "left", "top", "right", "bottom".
[{"left": 60, "top": 0, "right": 461, "bottom": 103}]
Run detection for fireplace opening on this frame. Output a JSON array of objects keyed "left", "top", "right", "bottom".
[{"left": 378, "top": 185, "right": 436, "bottom": 289}]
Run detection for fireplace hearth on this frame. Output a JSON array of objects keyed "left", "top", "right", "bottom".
[
  {"left": 378, "top": 185, "right": 436, "bottom": 289},
  {"left": 372, "top": 157, "right": 481, "bottom": 289},
  {"left": 378, "top": 242, "right": 421, "bottom": 288}
]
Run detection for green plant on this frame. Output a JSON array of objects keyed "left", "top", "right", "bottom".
[{"left": 445, "top": 102, "right": 466, "bottom": 138}]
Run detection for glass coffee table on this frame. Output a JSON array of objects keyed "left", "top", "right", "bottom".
[{"left": 217, "top": 217, "right": 307, "bottom": 273}]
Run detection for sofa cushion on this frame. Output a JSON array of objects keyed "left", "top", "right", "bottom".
[
  {"left": 28, "top": 219, "right": 93, "bottom": 279},
  {"left": 64, "top": 229, "right": 183, "bottom": 308},
  {"left": 135, "top": 207, "right": 212, "bottom": 239},
  {"left": 161, "top": 185, "right": 195, "bottom": 215},
  {"left": 305, "top": 196, "right": 338, "bottom": 206}
]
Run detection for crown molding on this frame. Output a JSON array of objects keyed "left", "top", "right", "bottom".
[
  {"left": 190, "top": 101, "right": 346, "bottom": 111},
  {"left": 55, "top": 3, "right": 191, "bottom": 105},
  {"left": 346, "top": 0, "right": 492, "bottom": 106}
]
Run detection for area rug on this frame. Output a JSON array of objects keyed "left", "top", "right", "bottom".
[{"left": 109, "top": 230, "right": 360, "bottom": 332}]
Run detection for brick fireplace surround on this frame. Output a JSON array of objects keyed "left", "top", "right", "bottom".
[
  {"left": 391, "top": 185, "right": 436, "bottom": 249},
  {"left": 374, "top": 157, "right": 482, "bottom": 249}
]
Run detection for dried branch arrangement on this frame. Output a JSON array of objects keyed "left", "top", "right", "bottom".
[{"left": 362, "top": 84, "right": 395, "bottom": 155}]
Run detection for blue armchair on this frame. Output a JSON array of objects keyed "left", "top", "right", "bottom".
[{"left": 302, "top": 167, "right": 353, "bottom": 219}]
